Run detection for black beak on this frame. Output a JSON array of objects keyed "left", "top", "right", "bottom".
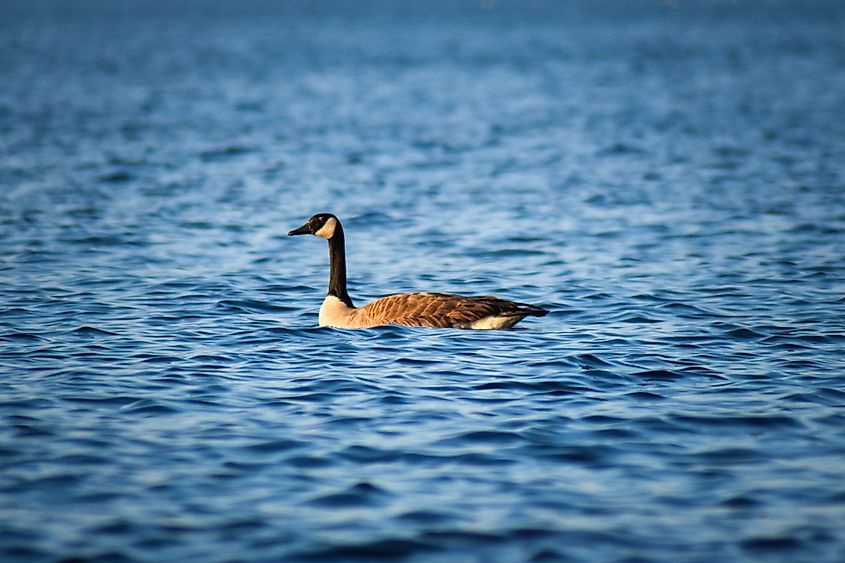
[{"left": 288, "top": 223, "right": 312, "bottom": 236}]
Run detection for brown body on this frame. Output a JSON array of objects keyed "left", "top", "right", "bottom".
[
  {"left": 319, "top": 292, "right": 548, "bottom": 329},
  {"left": 290, "top": 213, "right": 549, "bottom": 330}
]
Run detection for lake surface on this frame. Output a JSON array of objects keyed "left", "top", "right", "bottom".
[{"left": 2, "top": 0, "right": 845, "bottom": 561}]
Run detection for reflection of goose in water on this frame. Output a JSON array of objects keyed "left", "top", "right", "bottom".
[{"left": 289, "top": 213, "right": 549, "bottom": 329}]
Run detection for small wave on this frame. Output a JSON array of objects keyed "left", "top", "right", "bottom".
[
  {"left": 63, "top": 396, "right": 139, "bottom": 406},
  {"left": 597, "top": 142, "right": 648, "bottom": 156},
  {"left": 241, "top": 439, "right": 306, "bottom": 453},
  {"left": 304, "top": 482, "right": 389, "bottom": 508},
  {"left": 720, "top": 495, "right": 762, "bottom": 508},
  {"left": 632, "top": 369, "right": 681, "bottom": 379},
  {"left": 573, "top": 353, "right": 614, "bottom": 367},
  {"left": 438, "top": 430, "right": 524, "bottom": 445},
  {"left": 742, "top": 536, "right": 803, "bottom": 552},
  {"left": 725, "top": 327, "right": 764, "bottom": 339},
  {"left": 216, "top": 299, "right": 296, "bottom": 313},
  {"left": 530, "top": 444, "right": 618, "bottom": 464},
  {"left": 625, "top": 391, "right": 665, "bottom": 401},
  {"left": 0, "top": 398, "right": 53, "bottom": 410},
  {"left": 295, "top": 538, "right": 436, "bottom": 561},
  {"left": 98, "top": 170, "right": 134, "bottom": 184},
  {"left": 198, "top": 145, "right": 255, "bottom": 161},
  {"left": 675, "top": 414, "right": 802, "bottom": 429},
  {"left": 695, "top": 448, "right": 764, "bottom": 464},
  {"left": 0, "top": 332, "right": 45, "bottom": 342},
  {"left": 70, "top": 326, "right": 118, "bottom": 337},
  {"left": 121, "top": 400, "right": 178, "bottom": 415}
]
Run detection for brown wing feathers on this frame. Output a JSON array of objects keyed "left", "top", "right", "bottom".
[{"left": 358, "top": 292, "right": 548, "bottom": 328}]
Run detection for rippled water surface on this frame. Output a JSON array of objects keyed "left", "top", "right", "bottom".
[{"left": 2, "top": 1, "right": 845, "bottom": 561}]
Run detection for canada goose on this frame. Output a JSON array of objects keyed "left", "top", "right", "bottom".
[{"left": 288, "top": 213, "right": 549, "bottom": 329}]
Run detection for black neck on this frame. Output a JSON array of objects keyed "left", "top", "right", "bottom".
[{"left": 327, "top": 222, "right": 354, "bottom": 308}]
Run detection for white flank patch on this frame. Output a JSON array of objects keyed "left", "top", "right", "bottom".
[
  {"left": 470, "top": 315, "right": 522, "bottom": 330},
  {"left": 314, "top": 217, "right": 337, "bottom": 239}
]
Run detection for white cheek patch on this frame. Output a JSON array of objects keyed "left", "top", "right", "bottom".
[{"left": 314, "top": 217, "right": 337, "bottom": 239}]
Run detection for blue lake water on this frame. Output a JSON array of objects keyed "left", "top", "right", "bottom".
[{"left": 2, "top": 0, "right": 845, "bottom": 560}]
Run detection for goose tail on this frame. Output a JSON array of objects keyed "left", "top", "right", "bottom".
[{"left": 509, "top": 303, "right": 549, "bottom": 318}]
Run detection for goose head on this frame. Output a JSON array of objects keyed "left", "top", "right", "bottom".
[{"left": 288, "top": 213, "right": 339, "bottom": 239}]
